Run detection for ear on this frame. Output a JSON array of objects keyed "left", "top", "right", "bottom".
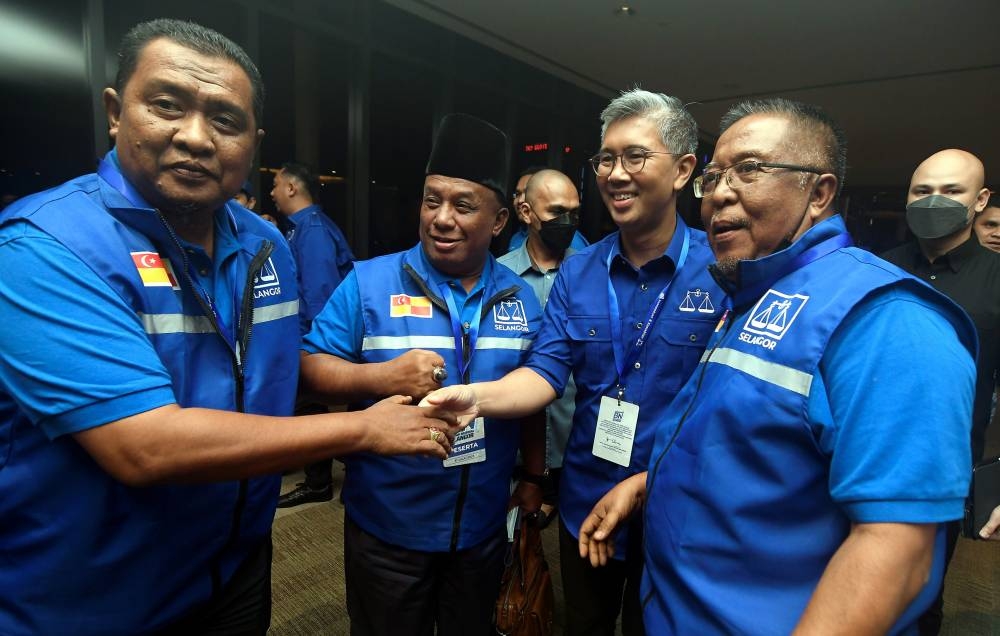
[
  {"left": 517, "top": 201, "right": 533, "bottom": 225},
  {"left": 974, "top": 187, "right": 990, "bottom": 213},
  {"left": 493, "top": 206, "right": 509, "bottom": 237},
  {"left": 103, "top": 88, "right": 122, "bottom": 140},
  {"left": 807, "top": 173, "right": 839, "bottom": 220},
  {"left": 672, "top": 153, "right": 698, "bottom": 191}
]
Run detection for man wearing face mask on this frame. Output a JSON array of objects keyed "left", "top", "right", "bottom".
[
  {"left": 498, "top": 169, "right": 581, "bottom": 527},
  {"left": 881, "top": 148, "right": 998, "bottom": 636},
  {"left": 882, "top": 149, "right": 997, "bottom": 465}
]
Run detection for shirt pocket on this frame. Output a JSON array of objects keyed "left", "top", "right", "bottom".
[
  {"left": 566, "top": 315, "right": 617, "bottom": 388},
  {"left": 654, "top": 317, "right": 717, "bottom": 393}
]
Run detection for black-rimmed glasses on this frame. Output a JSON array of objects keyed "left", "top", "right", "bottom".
[
  {"left": 693, "top": 160, "right": 825, "bottom": 198},
  {"left": 588, "top": 147, "right": 681, "bottom": 177}
]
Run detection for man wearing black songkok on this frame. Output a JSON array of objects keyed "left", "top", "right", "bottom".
[{"left": 300, "top": 114, "right": 546, "bottom": 635}]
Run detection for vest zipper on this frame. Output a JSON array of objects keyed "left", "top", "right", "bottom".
[
  {"left": 448, "top": 285, "right": 521, "bottom": 552},
  {"left": 641, "top": 310, "right": 735, "bottom": 610},
  {"left": 154, "top": 211, "right": 273, "bottom": 596}
]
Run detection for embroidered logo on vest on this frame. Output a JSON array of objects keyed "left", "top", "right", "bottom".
[
  {"left": 253, "top": 257, "right": 283, "bottom": 299},
  {"left": 739, "top": 289, "right": 809, "bottom": 350},
  {"left": 390, "top": 294, "right": 433, "bottom": 318},
  {"left": 493, "top": 298, "right": 529, "bottom": 332}
]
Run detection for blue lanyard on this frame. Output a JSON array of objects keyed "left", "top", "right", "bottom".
[
  {"left": 606, "top": 227, "right": 690, "bottom": 399},
  {"left": 96, "top": 158, "right": 237, "bottom": 349},
  {"left": 731, "top": 232, "right": 854, "bottom": 308},
  {"left": 438, "top": 282, "right": 484, "bottom": 381}
]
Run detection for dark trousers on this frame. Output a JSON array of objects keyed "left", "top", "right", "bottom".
[
  {"left": 157, "top": 536, "right": 272, "bottom": 636},
  {"left": 303, "top": 457, "right": 334, "bottom": 489},
  {"left": 344, "top": 514, "right": 506, "bottom": 636},
  {"left": 559, "top": 518, "right": 645, "bottom": 636}
]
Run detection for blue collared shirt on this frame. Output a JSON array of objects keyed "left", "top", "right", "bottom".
[
  {"left": 524, "top": 216, "right": 726, "bottom": 557},
  {"left": 285, "top": 204, "right": 355, "bottom": 334}
]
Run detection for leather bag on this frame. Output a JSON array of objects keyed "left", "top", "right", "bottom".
[{"left": 494, "top": 513, "right": 554, "bottom": 636}]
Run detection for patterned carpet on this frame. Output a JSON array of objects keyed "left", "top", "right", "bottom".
[{"left": 271, "top": 465, "right": 1000, "bottom": 635}]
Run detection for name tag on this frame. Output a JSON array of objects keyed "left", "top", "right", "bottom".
[
  {"left": 443, "top": 417, "right": 487, "bottom": 468},
  {"left": 592, "top": 396, "right": 638, "bottom": 467}
]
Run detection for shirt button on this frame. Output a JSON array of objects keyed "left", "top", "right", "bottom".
[
  {"left": 689, "top": 333, "right": 698, "bottom": 342},
  {"left": 640, "top": 283, "right": 648, "bottom": 292},
  {"left": 634, "top": 362, "right": 641, "bottom": 369},
  {"left": 635, "top": 322, "right": 643, "bottom": 330},
  {"left": 199, "top": 269, "right": 208, "bottom": 276},
  {"left": 588, "top": 328, "right": 596, "bottom": 336},
  {"left": 929, "top": 275, "right": 937, "bottom": 280},
  {"left": 186, "top": 248, "right": 194, "bottom": 254},
  {"left": 463, "top": 321, "right": 471, "bottom": 330}
]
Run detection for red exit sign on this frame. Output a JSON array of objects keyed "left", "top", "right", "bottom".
[{"left": 524, "top": 143, "right": 548, "bottom": 152}]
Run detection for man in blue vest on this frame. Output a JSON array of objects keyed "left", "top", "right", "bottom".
[
  {"left": 0, "top": 19, "right": 458, "bottom": 636},
  {"left": 270, "top": 160, "right": 356, "bottom": 508},
  {"left": 299, "top": 113, "right": 545, "bottom": 636},
  {"left": 577, "top": 98, "right": 977, "bottom": 634},
  {"left": 424, "top": 89, "right": 726, "bottom": 636}
]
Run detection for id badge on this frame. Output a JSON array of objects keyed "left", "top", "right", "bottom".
[
  {"left": 443, "top": 417, "right": 487, "bottom": 468},
  {"left": 592, "top": 396, "right": 638, "bottom": 467}
]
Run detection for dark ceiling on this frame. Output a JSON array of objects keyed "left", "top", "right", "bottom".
[{"left": 391, "top": 0, "right": 1000, "bottom": 189}]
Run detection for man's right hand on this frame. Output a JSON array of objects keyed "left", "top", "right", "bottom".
[
  {"left": 359, "top": 395, "right": 463, "bottom": 459},
  {"left": 383, "top": 349, "right": 447, "bottom": 401},
  {"left": 419, "top": 385, "right": 480, "bottom": 426}
]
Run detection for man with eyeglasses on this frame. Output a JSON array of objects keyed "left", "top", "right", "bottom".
[
  {"left": 576, "top": 98, "right": 976, "bottom": 634},
  {"left": 424, "top": 89, "right": 725, "bottom": 635}
]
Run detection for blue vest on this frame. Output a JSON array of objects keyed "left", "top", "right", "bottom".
[
  {"left": 641, "top": 221, "right": 975, "bottom": 635},
  {"left": 0, "top": 170, "right": 299, "bottom": 634},
  {"left": 342, "top": 245, "right": 541, "bottom": 552}
]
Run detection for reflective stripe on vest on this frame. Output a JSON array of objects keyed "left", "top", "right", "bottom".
[
  {"left": 703, "top": 346, "right": 813, "bottom": 397},
  {"left": 138, "top": 300, "right": 298, "bottom": 335},
  {"left": 362, "top": 334, "right": 532, "bottom": 352}
]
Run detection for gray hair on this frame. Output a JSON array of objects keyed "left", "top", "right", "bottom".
[
  {"left": 719, "top": 97, "right": 847, "bottom": 196},
  {"left": 600, "top": 89, "right": 698, "bottom": 155}
]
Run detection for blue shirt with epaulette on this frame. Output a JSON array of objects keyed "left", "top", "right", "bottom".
[{"left": 523, "top": 215, "right": 726, "bottom": 559}]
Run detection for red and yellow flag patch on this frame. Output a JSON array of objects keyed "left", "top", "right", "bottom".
[
  {"left": 390, "top": 294, "right": 432, "bottom": 318},
  {"left": 131, "top": 251, "right": 179, "bottom": 289}
]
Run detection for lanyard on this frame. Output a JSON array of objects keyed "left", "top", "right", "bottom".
[
  {"left": 606, "top": 227, "right": 690, "bottom": 399},
  {"left": 96, "top": 158, "right": 237, "bottom": 349},
  {"left": 438, "top": 282, "right": 484, "bottom": 381},
  {"left": 731, "top": 232, "right": 854, "bottom": 308}
]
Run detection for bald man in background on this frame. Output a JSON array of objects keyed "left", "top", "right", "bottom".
[{"left": 881, "top": 148, "right": 998, "bottom": 635}]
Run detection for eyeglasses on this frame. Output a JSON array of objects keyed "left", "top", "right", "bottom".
[
  {"left": 588, "top": 147, "right": 680, "bottom": 177},
  {"left": 693, "top": 160, "right": 825, "bottom": 198}
]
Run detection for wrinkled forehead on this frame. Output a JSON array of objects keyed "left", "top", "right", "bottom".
[
  {"left": 424, "top": 174, "right": 496, "bottom": 204},
  {"left": 711, "top": 114, "right": 798, "bottom": 165}
]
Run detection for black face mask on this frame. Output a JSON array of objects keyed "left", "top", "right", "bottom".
[
  {"left": 537, "top": 214, "right": 577, "bottom": 254},
  {"left": 906, "top": 195, "right": 972, "bottom": 239}
]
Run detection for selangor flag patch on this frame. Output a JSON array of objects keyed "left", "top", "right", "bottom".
[
  {"left": 390, "top": 294, "right": 432, "bottom": 318},
  {"left": 131, "top": 251, "right": 179, "bottom": 289}
]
